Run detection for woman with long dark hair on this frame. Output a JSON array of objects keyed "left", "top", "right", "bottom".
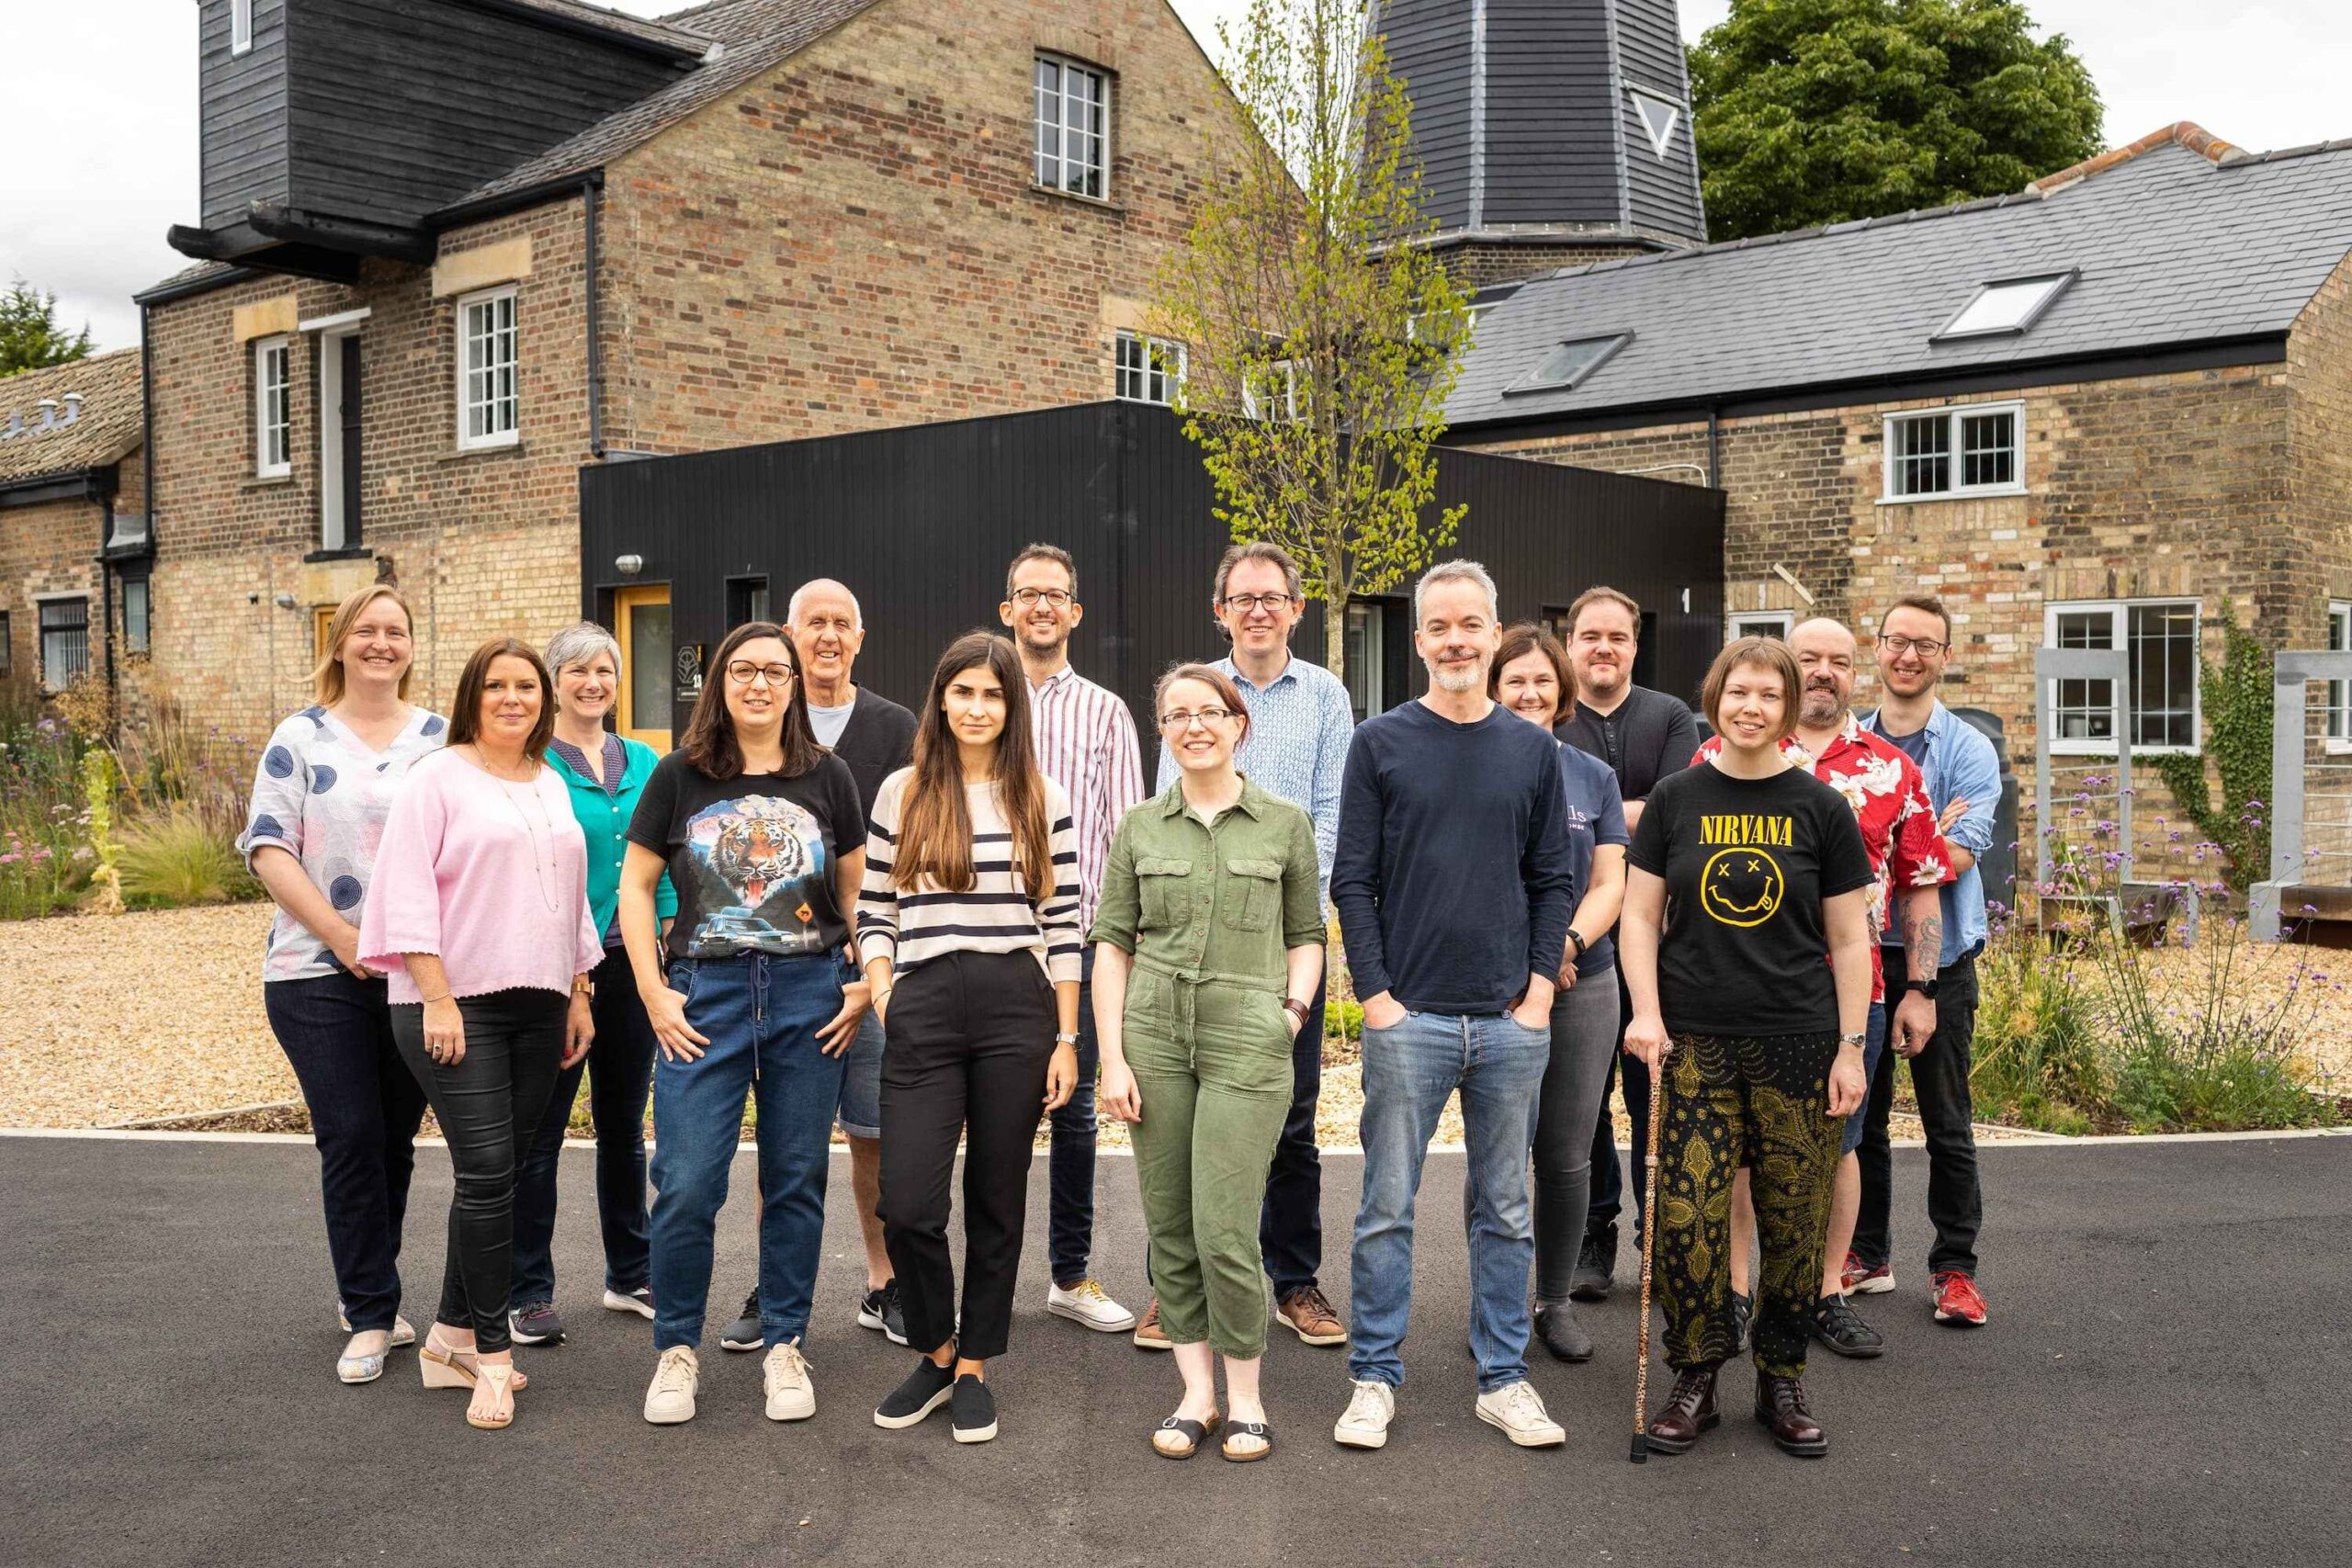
[
  {"left": 358, "top": 637, "right": 604, "bottom": 1429},
  {"left": 860, "top": 630, "right": 1081, "bottom": 1445},
  {"left": 620, "top": 621, "right": 868, "bottom": 1427},
  {"left": 239, "top": 583, "right": 445, "bottom": 1385}
]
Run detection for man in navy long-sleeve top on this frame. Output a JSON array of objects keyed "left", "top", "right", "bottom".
[{"left": 1328, "top": 560, "right": 1577, "bottom": 1453}]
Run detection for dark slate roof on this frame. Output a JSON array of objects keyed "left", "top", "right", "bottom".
[
  {"left": 1447, "top": 130, "right": 2352, "bottom": 428},
  {"left": 453, "top": 0, "right": 887, "bottom": 205},
  {"left": 0, "top": 350, "right": 142, "bottom": 487}
]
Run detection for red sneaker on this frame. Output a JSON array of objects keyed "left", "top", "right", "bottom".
[
  {"left": 1931, "top": 1270, "right": 1988, "bottom": 1327},
  {"left": 1842, "top": 1251, "right": 1894, "bottom": 1295}
]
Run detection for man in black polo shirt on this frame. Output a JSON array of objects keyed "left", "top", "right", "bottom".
[{"left": 1553, "top": 586, "right": 1699, "bottom": 1301}]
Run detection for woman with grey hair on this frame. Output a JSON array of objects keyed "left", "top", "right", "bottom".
[{"left": 506, "top": 620, "right": 678, "bottom": 1347}]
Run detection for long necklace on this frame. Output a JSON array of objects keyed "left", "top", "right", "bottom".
[{"left": 473, "top": 745, "right": 562, "bottom": 913}]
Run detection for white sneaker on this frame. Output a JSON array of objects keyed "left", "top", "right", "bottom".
[
  {"left": 642, "top": 1345, "right": 699, "bottom": 1425},
  {"left": 1476, "top": 1379, "right": 1566, "bottom": 1447},
  {"left": 763, "top": 1338, "right": 816, "bottom": 1422},
  {"left": 1046, "top": 1279, "right": 1136, "bottom": 1332},
  {"left": 1334, "top": 1378, "right": 1396, "bottom": 1450}
]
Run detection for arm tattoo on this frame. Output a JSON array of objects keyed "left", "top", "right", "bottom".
[{"left": 1905, "top": 908, "right": 1942, "bottom": 978}]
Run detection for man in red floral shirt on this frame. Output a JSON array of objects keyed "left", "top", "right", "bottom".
[{"left": 1697, "top": 618, "right": 1952, "bottom": 1359}]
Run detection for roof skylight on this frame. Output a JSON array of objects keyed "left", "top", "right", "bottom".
[
  {"left": 1934, "top": 271, "right": 2076, "bottom": 341},
  {"left": 1506, "top": 333, "right": 1631, "bottom": 395}
]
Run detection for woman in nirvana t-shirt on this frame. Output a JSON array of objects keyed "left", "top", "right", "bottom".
[{"left": 1619, "top": 636, "right": 1873, "bottom": 1460}]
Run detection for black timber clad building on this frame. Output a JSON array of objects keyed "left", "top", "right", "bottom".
[{"left": 578, "top": 401, "right": 1726, "bottom": 740}]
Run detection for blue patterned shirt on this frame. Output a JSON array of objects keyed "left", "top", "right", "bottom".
[{"left": 1156, "top": 653, "right": 1354, "bottom": 897}]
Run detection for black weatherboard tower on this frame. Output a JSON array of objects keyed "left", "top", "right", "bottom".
[{"left": 1374, "top": 0, "right": 1707, "bottom": 285}]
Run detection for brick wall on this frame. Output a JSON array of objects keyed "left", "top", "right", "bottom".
[
  {"left": 1437, "top": 239, "right": 1673, "bottom": 290},
  {"left": 1, "top": 493, "right": 107, "bottom": 694}
]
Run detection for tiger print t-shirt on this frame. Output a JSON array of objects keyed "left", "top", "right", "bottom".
[{"left": 628, "top": 750, "right": 866, "bottom": 962}]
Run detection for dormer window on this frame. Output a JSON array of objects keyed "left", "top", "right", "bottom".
[
  {"left": 1505, "top": 333, "right": 1631, "bottom": 396},
  {"left": 1035, "top": 55, "right": 1110, "bottom": 200},
  {"left": 232, "top": 0, "right": 253, "bottom": 56},
  {"left": 1934, "top": 272, "right": 2075, "bottom": 341}
]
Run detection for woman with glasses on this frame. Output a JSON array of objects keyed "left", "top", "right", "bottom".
[
  {"left": 619, "top": 622, "right": 870, "bottom": 1427},
  {"left": 1094, "top": 664, "right": 1324, "bottom": 1462},
  {"left": 860, "top": 631, "right": 1082, "bottom": 1446}
]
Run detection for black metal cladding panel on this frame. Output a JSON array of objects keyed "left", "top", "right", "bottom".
[
  {"left": 1616, "top": 0, "right": 1694, "bottom": 99},
  {"left": 284, "top": 0, "right": 685, "bottom": 228},
  {"left": 1622, "top": 91, "right": 1706, "bottom": 243},
  {"left": 199, "top": 0, "right": 292, "bottom": 231},
  {"left": 1381, "top": 0, "right": 1475, "bottom": 231},
  {"left": 582, "top": 403, "right": 1727, "bottom": 733},
  {"left": 1481, "top": 0, "right": 1623, "bottom": 226}
]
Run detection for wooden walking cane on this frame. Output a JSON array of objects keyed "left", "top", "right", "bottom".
[{"left": 1629, "top": 1046, "right": 1668, "bottom": 1463}]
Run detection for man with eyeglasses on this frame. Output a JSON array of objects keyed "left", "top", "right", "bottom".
[
  {"left": 1143, "top": 541, "right": 1354, "bottom": 1352},
  {"left": 1000, "top": 543, "right": 1146, "bottom": 1334},
  {"left": 1856, "top": 594, "right": 1999, "bottom": 1330}
]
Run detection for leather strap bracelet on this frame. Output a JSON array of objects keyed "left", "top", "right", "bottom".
[{"left": 1283, "top": 998, "right": 1312, "bottom": 1029}]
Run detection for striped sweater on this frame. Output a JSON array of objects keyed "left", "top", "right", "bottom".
[{"left": 856, "top": 770, "right": 1083, "bottom": 984}]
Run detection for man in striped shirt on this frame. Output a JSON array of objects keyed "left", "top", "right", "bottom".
[{"left": 1001, "top": 543, "right": 1146, "bottom": 1333}]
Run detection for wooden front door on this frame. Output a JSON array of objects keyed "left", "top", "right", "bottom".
[{"left": 615, "top": 585, "right": 673, "bottom": 750}]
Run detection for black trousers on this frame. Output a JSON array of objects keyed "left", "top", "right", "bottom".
[
  {"left": 1585, "top": 970, "right": 1649, "bottom": 1235},
  {"left": 1258, "top": 977, "right": 1329, "bottom": 1299},
  {"left": 877, "top": 950, "right": 1056, "bottom": 1361},
  {"left": 1855, "top": 951, "right": 1984, "bottom": 1277},
  {"left": 391, "top": 987, "right": 568, "bottom": 1353}
]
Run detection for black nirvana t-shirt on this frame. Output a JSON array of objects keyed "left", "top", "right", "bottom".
[
  {"left": 1627, "top": 761, "right": 1873, "bottom": 1038},
  {"left": 628, "top": 750, "right": 865, "bottom": 961}
]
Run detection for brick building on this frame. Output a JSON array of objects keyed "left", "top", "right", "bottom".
[
  {"left": 1442, "top": 122, "right": 2352, "bottom": 782},
  {"left": 130, "top": 0, "right": 1245, "bottom": 742},
  {"left": 0, "top": 350, "right": 149, "bottom": 700}
]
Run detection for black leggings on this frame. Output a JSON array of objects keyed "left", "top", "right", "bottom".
[
  {"left": 391, "top": 987, "right": 567, "bottom": 1353},
  {"left": 877, "top": 951, "right": 1056, "bottom": 1361}
]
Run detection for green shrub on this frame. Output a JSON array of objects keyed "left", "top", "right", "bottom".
[
  {"left": 1972, "top": 913, "right": 2105, "bottom": 1134},
  {"left": 118, "top": 807, "right": 260, "bottom": 908}
]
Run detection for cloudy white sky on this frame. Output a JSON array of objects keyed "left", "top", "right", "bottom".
[{"left": 5, "top": 0, "right": 2346, "bottom": 353}]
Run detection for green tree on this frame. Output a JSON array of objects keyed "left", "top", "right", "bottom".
[
  {"left": 0, "top": 280, "right": 94, "bottom": 377},
  {"left": 1149, "top": 0, "right": 1474, "bottom": 682},
  {"left": 1690, "top": 0, "right": 2104, "bottom": 243}
]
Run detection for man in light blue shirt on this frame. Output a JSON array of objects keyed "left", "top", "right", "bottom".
[
  {"left": 1856, "top": 593, "right": 2001, "bottom": 1329},
  {"left": 1142, "top": 541, "right": 1354, "bottom": 1350}
]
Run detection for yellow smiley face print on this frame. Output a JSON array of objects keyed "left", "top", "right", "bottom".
[{"left": 1701, "top": 848, "right": 1786, "bottom": 928}]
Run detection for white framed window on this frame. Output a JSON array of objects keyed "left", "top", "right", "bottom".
[
  {"left": 1935, "top": 272, "right": 2075, "bottom": 342},
  {"left": 1243, "top": 358, "right": 1299, "bottom": 422},
  {"left": 1114, "top": 330, "right": 1185, "bottom": 406},
  {"left": 2327, "top": 601, "right": 2352, "bottom": 752},
  {"left": 254, "top": 335, "right": 291, "bottom": 478},
  {"left": 1034, "top": 55, "right": 1110, "bottom": 199},
  {"left": 232, "top": 0, "right": 254, "bottom": 55},
  {"left": 1628, "top": 88, "right": 1683, "bottom": 158},
  {"left": 457, "top": 286, "right": 519, "bottom": 450},
  {"left": 1883, "top": 401, "right": 2023, "bottom": 502},
  {"left": 2044, "top": 599, "right": 2200, "bottom": 755},
  {"left": 1732, "top": 611, "right": 1793, "bottom": 642}
]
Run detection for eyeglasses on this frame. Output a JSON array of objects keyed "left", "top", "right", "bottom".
[
  {"left": 726, "top": 661, "right": 796, "bottom": 686},
  {"left": 1159, "top": 706, "right": 1237, "bottom": 731},
  {"left": 1878, "top": 635, "right": 1949, "bottom": 658},
  {"left": 1220, "top": 592, "right": 1298, "bottom": 615},
  {"left": 1010, "top": 588, "right": 1076, "bottom": 610}
]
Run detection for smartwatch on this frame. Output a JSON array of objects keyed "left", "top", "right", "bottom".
[{"left": 1902, "top": 976, "right": 1941, "bottom": 1000}]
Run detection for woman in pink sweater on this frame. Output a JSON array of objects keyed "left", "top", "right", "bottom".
[{"left": 358, "top": 638, "right": 602, "bottom": 1431}]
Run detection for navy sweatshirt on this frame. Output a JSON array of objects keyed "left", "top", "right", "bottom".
[{"left": 1330, "top": 699, "right": 1577, "bottom": 1015}]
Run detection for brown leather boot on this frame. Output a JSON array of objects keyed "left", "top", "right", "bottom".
[
  {"left": 1643, "top": 1365, "right": 1719, "bottom": 1454},
  {"left": 1754, "top": 1373, "right": 1828, "bottom": 1457}
]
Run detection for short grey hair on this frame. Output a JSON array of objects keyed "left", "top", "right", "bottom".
[
  {"left": 544, "top": 620, "right": 622, "bottom": 677},
  {"left": 786, "top": 578, "right": 864, "bottom": 631},
  {"left": 1413, "top": 558, "right": 1499, "bottom": 626},
  {"left": 1213, "top": 541, "right": 1304, "bottom": 604}
]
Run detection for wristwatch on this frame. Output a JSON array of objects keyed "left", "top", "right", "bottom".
[
  {"left": 1902, "top": 976, "right": 1941, "bottom": 1000},
  {"left": 1838, "top": 1031, "right": 1868, "bottom": 1048},
  {"left": 1566, "top": 928, "right": 1589, "bottom": 958},
  {"left": 1054, "top": 1032, "right": 1080, "bottom": 1045}
]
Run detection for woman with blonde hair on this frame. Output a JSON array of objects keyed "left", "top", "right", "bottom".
[{"left": 238, "top": 583, "right": 447, "bottom": 1384}]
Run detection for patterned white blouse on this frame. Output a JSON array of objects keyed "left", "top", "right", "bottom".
[{"left": 235, "top": 704, "right": 448, "bottom": 983}]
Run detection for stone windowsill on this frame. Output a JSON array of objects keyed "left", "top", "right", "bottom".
[
  {"left": 441, "top": 440, "right": 528, "bottom": 465},
  {"left": 1031, "top": 183, "right": 1126, "bottom": 219},
  {"left": 240, "top": 474, "right": 298, "bottom": 491}
]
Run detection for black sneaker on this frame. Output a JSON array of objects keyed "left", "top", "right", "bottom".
[
  {"left": 857, "top": 1280, "right": 910, "bottom": 1347},
  {"left": 1811, "top": 1293, "right": 1886, "bottom": 1359},
  {"left": 1568, "top": 1223, "right": 1617, "bottom": 1302},
  {"left": 509, "top": 1301, "right": 565, "bottom": 1346},
  {"left": 720, "top": 1291, "right": 763, "bottom": 1353},
  {"left": 874, "top": 1359, "right": 956, "bottom": 1429},
  {"left": 1730, "top": 1292, "right": 1753, "bottom": 1355},
  {"left": 1532, "top": 1300, "right": 1594, "bottom": 1362},
  {"left": 950, "top": 1374, "right": 998, "bottom": 1444}
]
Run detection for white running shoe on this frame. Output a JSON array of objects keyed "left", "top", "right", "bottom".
[
  {"left": 642, "top": 1346, "right": 699, "bottom": 1426},
  {"left": 763, "top": 1338, "right": 816, "bottom": 1422},
  {"left": 1046, "top": 1278, "right": 1136, "bottom": 1332},
  {"left": 1334, "top": 1379, "right": 1396, "bottom": 1450},
  {"left": 1476, "top": 1380, "right": 1566, "bottom": 1447}
]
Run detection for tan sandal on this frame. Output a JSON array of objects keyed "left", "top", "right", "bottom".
[
  {"left": 466, "top": 1360, "right": 517, "bottom": 1430},
  {"left": 421, "top": 1333, "right": 528, "bottom": 1393}
]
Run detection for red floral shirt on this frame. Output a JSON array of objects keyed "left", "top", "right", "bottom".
[{"left": 1693, "top": 715, "right": 1953, "bottom": 1001}]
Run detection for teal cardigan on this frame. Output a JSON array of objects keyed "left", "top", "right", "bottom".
[{"left": 549, "top": 737, "right": 677, "bottom": 939}]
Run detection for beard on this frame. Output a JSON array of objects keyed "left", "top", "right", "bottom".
[
  {"left": 1801, "top": 685, "right": 1848, "bottom": 725},
  {"left": 1430, "top": 658, "right": 1486, "bottom": 694}
]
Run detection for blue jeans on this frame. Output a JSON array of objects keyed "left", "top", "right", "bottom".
[
  {"left": 1839, "top": 1001, "right": 1890, "bottom": 1156},
  {"left": 1046, "top": 948, "right": 1099, "bottom": 1286},
  {"left": 834, "top": 1008, "right": 885, "bottom": 1141},
  {"left": 649, "top": 953, "right": 845, "bottom": 1352},
  {"left": 1349, "top": 1008, "right": 1552, "bottom": 1393}
]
